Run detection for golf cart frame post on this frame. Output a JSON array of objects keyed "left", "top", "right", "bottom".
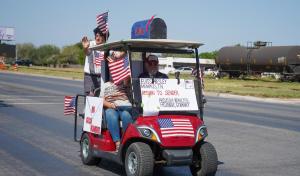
[{"left": 74, "top": 94, "right": 85, "bottom": 142}]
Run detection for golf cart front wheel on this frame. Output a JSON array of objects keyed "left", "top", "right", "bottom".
[
  {"left": 80, "top": 133, "right": 101, "bottom": 165},
  {"left": 190, "top": 142, "right": 218, "bottom": 176},
  {"left": 125, "top": 142, "right": 154, "bottom": 176}
]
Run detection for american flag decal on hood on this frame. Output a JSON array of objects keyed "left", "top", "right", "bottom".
[{"left": 158, "top": 118, "right": 194, "bottom": 138}]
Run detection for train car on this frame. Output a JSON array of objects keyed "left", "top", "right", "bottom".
[{"left": 216, "top": 45, "right": 300, "bottom": 81}]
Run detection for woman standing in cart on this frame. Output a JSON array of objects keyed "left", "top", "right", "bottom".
[{"left": 81, "top": 27, "right": 109, "bottom": 96}]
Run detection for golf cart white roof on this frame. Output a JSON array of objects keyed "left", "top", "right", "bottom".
[{"left": 90, "top": 39, "right": 204, "bottom": 51}]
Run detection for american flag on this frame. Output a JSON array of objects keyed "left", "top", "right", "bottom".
[
  {"left": 96, "top": 12, "right": 108, "bottom": 33},
  {"left": 64, "top": 96, "right": 76, "bottom": 115},
  {"left": 93, "top": 51, "right": 104, "bottom": 66},
  {"left": 158, "top": 118, "right": 194, "bottom": 138},
  {"left": 108, "top": 56, "right": 131, "bottom": 85}
]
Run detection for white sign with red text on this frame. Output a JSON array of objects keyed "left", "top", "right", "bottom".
[
  {"left": 83, "top": 96, "right": 104, "bottom": 134},
  {"left": 140, "top": 78, "right": 198, "bottom": 116}
]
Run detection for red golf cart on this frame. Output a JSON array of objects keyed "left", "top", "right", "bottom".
[{"left": 74, "top": 39, "right": 218, "bottom": 176}]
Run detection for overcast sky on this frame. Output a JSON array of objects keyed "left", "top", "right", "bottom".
[{"left": 1, "top": 0, "right": 299, "bottom": 52}]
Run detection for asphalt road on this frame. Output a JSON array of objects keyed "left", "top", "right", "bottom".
[{"left": 1, "top": 72, "right": 300, "bottom": 176}]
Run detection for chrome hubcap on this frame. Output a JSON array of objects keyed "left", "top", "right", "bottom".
[
  {"left": 128, "top": 152, "right": 138, "bottom": 174},
  {"left": 82, "top": 138, "right": 89, "bottom": 159}
]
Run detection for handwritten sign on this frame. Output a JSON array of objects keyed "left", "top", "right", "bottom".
[
  {"left": 83, "top": 96, "right": 104, "bottom": 134},
  {"left": 140, "top": 78, "right": 198, "bottom": 116}
]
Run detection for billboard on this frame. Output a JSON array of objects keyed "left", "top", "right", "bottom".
[
  {"left": 0, "top": 44, "right": 16, "bottom": 58},
  {"left": 0, "top": 27, "right": 15, "bottom": 41}
]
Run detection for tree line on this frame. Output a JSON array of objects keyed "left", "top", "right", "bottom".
[
  {"left": 162, "top": 51, "right": 218, "bottom": 59},
  {"left": 16, "top": 42, "right": 217, "bottom": 67},
  {"left": 16, "top": 42, "right": 85, "bottom": 67}
]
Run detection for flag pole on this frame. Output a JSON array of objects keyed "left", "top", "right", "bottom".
[{"left": 106, "top": 10, "right": 109, "bottom": 42}]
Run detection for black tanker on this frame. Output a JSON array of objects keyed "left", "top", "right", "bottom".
[{"left": 216, "top": 44, "right": 300, "bottom": 81}]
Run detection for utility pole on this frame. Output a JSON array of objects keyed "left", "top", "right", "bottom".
[{"left": 15, "top": 45, "right": 17, "bottom": 61}]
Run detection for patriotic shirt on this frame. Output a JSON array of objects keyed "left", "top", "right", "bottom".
[
  {"left": 92, "top": 50, "right": 104, "bottom": 74},
  {"left": 104, "top": 82, "right": 131, "bottom": 107},
  {"left": 158, "top": 118, "right": 194, "bottom": 138},
  {"left": 84, "top": 40, "right": 104, "bottom": 75}
]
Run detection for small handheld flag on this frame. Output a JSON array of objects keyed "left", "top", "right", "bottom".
[
  {"left": 108, "top": 53, "right": 131, "bottom": 85},
  {"left": 96, "top": 11, "right": 108, "bottom": 33},
  {"left": 64, "top": 96, "right": 76, "bottom": 115}
]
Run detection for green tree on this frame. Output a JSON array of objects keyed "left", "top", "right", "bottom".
[
  {"left": 35, "top": 45, "right": 60, "bottom": 66},
  {"left": 16, "top": 43, "right": 36, "bottom": 60},
  {"left": 161, "top": 53, "right": 194, "bottom": 58},
  {"left": 59, "top": 44, "right": 82, "bottom": 65},
  {"left": 74, "top": 42, "right": 85, "bottom": 65},
  {"left": 199, "top": 51, "right": 218, "bottom": 59}
]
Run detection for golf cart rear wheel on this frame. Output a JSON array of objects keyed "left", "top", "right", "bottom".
[
  {"left": 190, "top": 142, "right": 218, "bottom": 176},
  {"left": 125, "top": 142, "right": 154, "bottom": 176},
  {"left": 80, "top": 133, "right": 101, "bottom": 165}
]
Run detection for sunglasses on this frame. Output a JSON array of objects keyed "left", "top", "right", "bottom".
[{"left": 147, "top": 60, "right": 158, "bottom": 66}]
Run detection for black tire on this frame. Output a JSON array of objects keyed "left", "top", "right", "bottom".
[
  {"left": 125, "top": 142, "right": 154, "bottom": 176},
  {"left": 190, "top": 142, "right": 218, "bottom": 176},
  {"left": 80, "top": 133, "right": 101, "bottom": 165}
]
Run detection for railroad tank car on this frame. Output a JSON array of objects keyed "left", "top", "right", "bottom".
[{"left": 216, "top": 45, "right": 300, "bottom": 81}]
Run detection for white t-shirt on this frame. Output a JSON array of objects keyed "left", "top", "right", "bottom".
[{"left": 84, "top": 41, "right": 104, "bottom": 74}]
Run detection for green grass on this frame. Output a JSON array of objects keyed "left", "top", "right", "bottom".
[
  {"left": 6, "top": 65, "right": 83, "bottom": 80},
  {"left": 3, "top": 67, "right": 300, "bottom": 98},
  {"left": 169, "top": 73, "right": 300, "bottom": 98},
  {"left": 205, "top": 77, "right": 300, "bottom": 98}
]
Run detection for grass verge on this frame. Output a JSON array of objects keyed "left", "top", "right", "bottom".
[
  {"left": 5, "top": 65, "right": 83, "bottom": 80},
  {"left": 170, "top": 73, "right": 300, "bottom": 98}
]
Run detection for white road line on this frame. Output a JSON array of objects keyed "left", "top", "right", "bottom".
[
  {"left": 0, "top": 71, "right": 82, "bottom": 87},
  {"left": 1, "top": 99, "right": 32, "bottom": 101},
  {"left": 0, "top": 82, "right": 69, "bottom": 95},
  {"left": 206, "top": 115, "right": 300, "bottom": 134},
  {"left": 0, "top": 95, "right": 62, "bottom": 98},
  {"left": 5, "top": 102, "right": 63, "bottom": 105}
]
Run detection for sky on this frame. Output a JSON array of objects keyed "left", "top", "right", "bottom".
[{"left": 1, "top": 0, "right": 299, "bottom": 52}]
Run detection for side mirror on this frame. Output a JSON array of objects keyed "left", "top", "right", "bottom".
[{"left": 175, "top": 71, "right": 180, "bottom": 84}]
